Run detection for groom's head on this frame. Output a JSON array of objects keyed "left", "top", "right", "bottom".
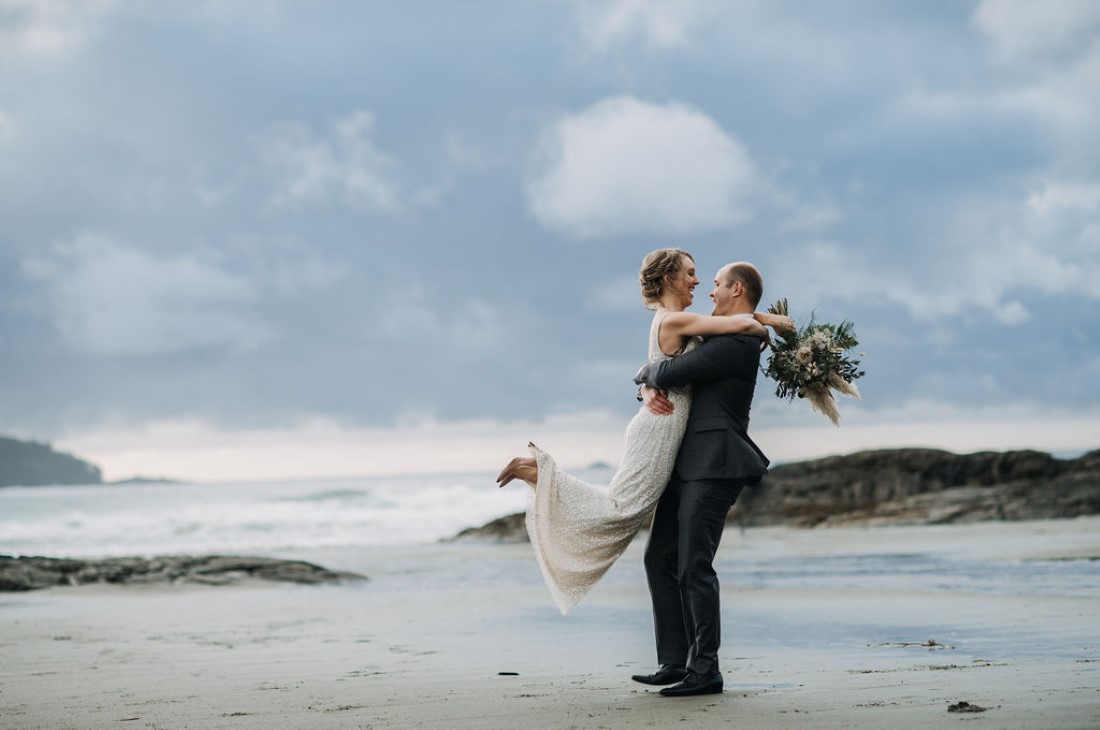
[{"left": 709, "top": 262, "right": 762, "bottom": 316}]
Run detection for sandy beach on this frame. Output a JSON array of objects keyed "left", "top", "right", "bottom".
[{"left": 2, "top": 518, "right": 1098, "bottom": 729}]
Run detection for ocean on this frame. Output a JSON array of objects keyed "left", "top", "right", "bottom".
[
  {"left": 2, "top": 469, "right": 1098, "bottom": 609},
  {"left": 0, "top": 469, "right": 597, "bottom": 558}
]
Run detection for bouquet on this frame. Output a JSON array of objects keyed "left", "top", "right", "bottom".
[{"left": 763, "top": 298, "right": 865, "bottom": 426}]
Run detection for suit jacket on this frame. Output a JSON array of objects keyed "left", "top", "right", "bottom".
[{"left": 635, "top": 333, "right": 769, "bottom": 484}]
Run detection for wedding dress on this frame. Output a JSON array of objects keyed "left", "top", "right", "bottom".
[{"left": 526, "top": 313, "right": 695, "bottom": 613}]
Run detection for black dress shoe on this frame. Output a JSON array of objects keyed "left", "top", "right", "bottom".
[
  {"left": 631, "top": 664, "right": 688, "bottom": 686},
  {"left": 659, "top": 670, "right": 723, "bottom": 697}
]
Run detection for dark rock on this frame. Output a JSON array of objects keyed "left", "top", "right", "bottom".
[
  {"left": 453, "top": 447, "right": 1100, "bottom": 541},
  {"left": 450, "top": 512, "right": 529, "bottom": 543},
  {"left": 0, "top": 561, "right": 65, "bottom": 591},
  {"left": 0, "top": 554, "right": 366, "bottom": 592},
  {"left": 731, "top": 447, "right": 1100, "bottom": 528}
]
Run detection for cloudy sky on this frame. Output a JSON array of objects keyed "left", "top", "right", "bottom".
[{"left": 1, "top": 0, "right": 1098, "bottom": 481}]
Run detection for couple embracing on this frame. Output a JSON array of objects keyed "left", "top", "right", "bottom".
[{"left": 497, "top": 249, "right": 792, "bottom": 697}]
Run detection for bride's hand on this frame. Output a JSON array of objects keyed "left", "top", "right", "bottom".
[
  {"left": 741, "top": 317, "right": 766, "bottom": 338},
  {"left": 755, "top": 312, "right": 794, "bottom": 334}
]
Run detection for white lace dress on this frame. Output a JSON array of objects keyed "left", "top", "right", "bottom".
[{"left": 526, "top": 313, "right": 695, "bottom": 613}]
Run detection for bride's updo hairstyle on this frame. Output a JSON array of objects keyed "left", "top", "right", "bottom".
[{"left": 640, "top": 248, "right": 694, "bottom": 310}]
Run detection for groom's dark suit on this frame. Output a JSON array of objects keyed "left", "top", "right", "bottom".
[{"left": 634, "top": 332, "right": 769, "bottom": 678}]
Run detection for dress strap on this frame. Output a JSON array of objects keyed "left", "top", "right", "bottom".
[{"left": 650, "top": 311, "right": 680, "bottom": 360}]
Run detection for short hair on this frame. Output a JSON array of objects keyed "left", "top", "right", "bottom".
[
  {"left": 724, "top": 263, "right": 763, "bottom": 309},
  {"left": 639, "top": 248, "right": 694, "bottom": 310}
]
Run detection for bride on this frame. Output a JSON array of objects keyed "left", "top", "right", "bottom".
[{"left": 496, "top": 248, "right": 791, "bottom": 613}]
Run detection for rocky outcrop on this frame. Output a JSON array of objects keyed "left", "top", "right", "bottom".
[
  {"left": 731, "top": 448, "right": 1100, "bottom": 527},
  {"left": 0, "top": 555, "right": 367, "bottom": 592},
  {"left": 453, "top": 448, "right": 1100, "bottom": 541}
]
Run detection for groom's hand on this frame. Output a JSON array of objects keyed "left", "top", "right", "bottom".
[{"left": 642, "top": 386, "right": 675, "bottom": 416}]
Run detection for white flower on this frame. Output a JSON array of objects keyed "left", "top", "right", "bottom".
[{"left": 796, "top": 345, "right": 814, "bottom": 364}]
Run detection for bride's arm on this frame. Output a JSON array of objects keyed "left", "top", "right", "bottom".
[{"left": 662, "top": 311, "right": 767, "bottom": 339}]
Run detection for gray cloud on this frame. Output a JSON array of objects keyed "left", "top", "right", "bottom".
[
  {"left": 22, "top": 232, "right": 267, "bottom": 355},
  {"left": 254, "top": 111, "right": 402, "bottom": 212},
  {"left": 0, "top": 0, "right": 121, "bottom": 58},
  {"left": 20, "top": 232, "right": 348, "bottom": 357},
  {"left": 577, "top": 0, "right": 707, "bottom": 55},
  {"left": 972, "top": 0, "right": 1100, "bottom": 59}
]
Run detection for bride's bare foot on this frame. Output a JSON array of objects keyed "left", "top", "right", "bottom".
[{"left": 496, "top": 456, "right": 538, "bottom": 488}]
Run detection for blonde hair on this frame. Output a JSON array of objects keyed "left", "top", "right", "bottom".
[{"left": 639, "top": 248, "right": 693, "bottom": 310}]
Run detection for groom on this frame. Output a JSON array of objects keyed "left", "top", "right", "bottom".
[{"left": 631, "top": 261, "right": 770, "bottom": 697}]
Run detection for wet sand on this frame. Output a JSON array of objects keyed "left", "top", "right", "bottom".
[{"left": 2, "top": 519, "right": 1098, "bottom": 729}]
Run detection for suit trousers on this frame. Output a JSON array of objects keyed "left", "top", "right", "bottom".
[{"left": 643, "top": 474, "right": 745, "bottom": 676}]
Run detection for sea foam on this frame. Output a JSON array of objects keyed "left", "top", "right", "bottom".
[{"left": 0, "top": 469, "right": 599, "bottom": 558}]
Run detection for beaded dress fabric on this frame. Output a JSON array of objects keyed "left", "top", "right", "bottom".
[{"left": 526, "top": 313, "right": 695, "bottom": 614}]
